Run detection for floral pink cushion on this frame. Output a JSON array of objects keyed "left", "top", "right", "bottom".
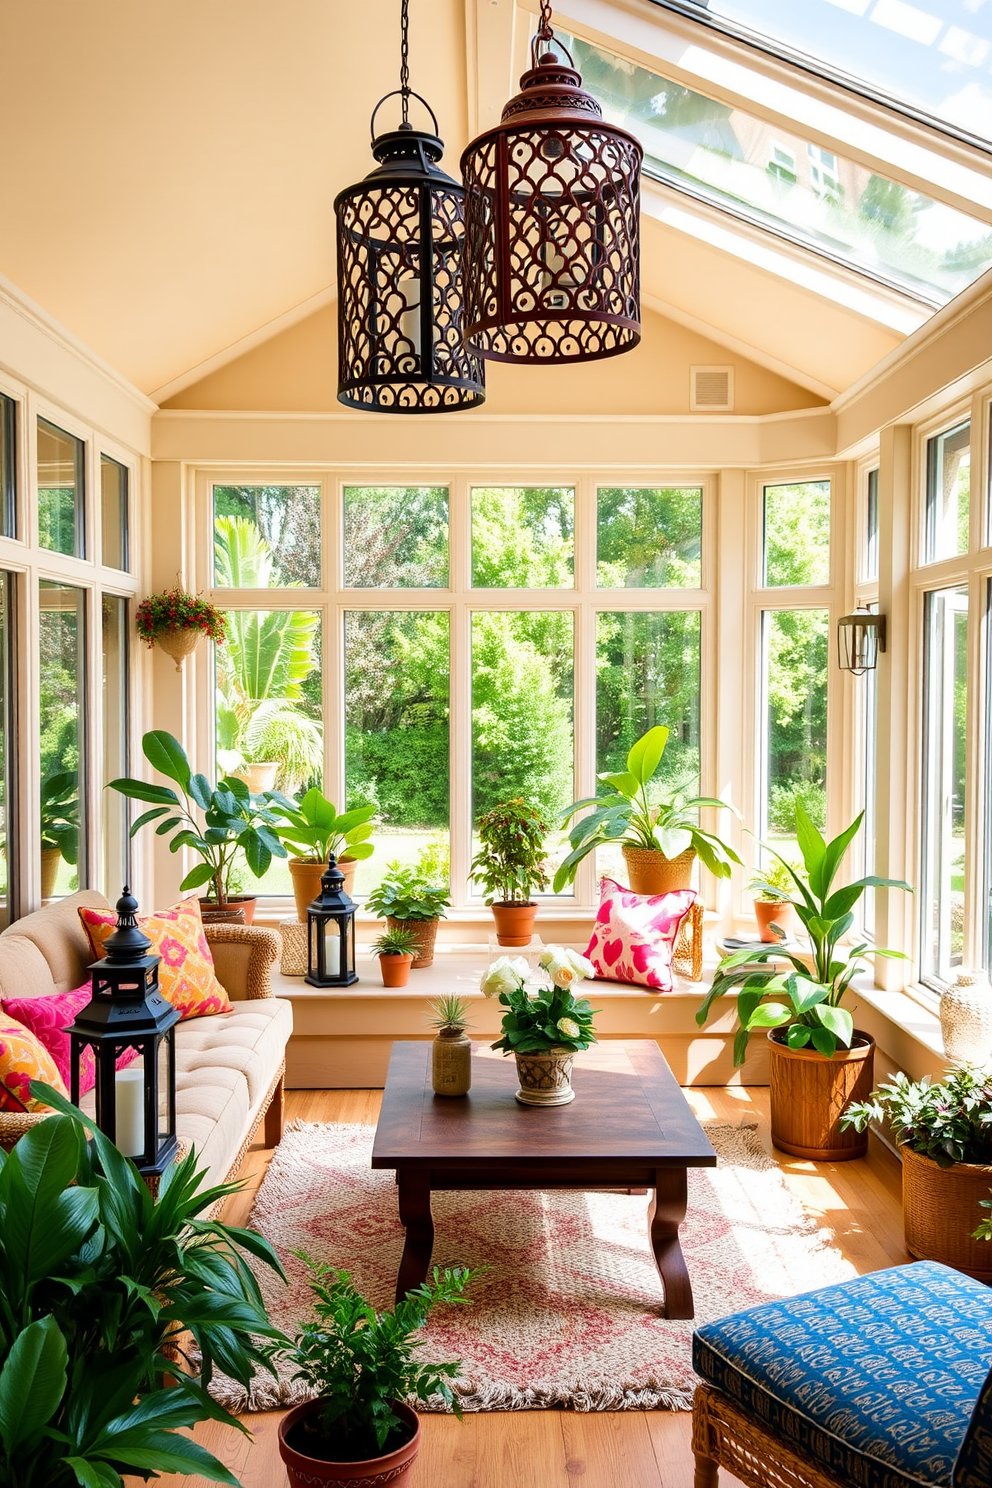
[
  {"left": 2, "top": 988, "right": 140, "bottom": 1097},
  {"left": 584, "top": 878, "right": 696, "bottom": 991},
  {"left": 0, "top": 1013, "right": 68, "bottom": 1112}
]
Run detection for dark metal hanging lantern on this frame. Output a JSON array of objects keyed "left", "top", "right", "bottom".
[
  {"left": 306, "top": 857, "right": 359, "bottom": 988},
  {"left": 334, "top": 0, "right": 484, "bottom": 413},
  {"left": 838, "top": 608, "right": 886, "bottom": 674},
  {"left": 67, "top": 888, "right": 178, "bottom": 1185},
  {"left": 460, "top": 0, "right": 642, "bottom": 365}
]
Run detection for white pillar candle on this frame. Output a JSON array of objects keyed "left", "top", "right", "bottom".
[
  {"left": 399, "top": 276, "right": 421, "bottom": 358},
  {"left": 324, "top": 924, "right": 341, "bottom": 978},
  {"left": 114, "top": 1067, "right": 145, "bottom": 1158}
]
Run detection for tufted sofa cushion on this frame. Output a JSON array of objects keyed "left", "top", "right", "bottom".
[{"left": 693, "top": 1261, "right": 992, "bottom": 1488}]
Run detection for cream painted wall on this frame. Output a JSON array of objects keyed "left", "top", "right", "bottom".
[{"left": 162, "top": 303, "right": 825, "bottom": 417}]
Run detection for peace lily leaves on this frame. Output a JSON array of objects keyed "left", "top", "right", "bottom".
[
  {"left": 108, "top": 730, "right": 289, "bottom": 905},
  {"left": 265, "top": 787, "right": 376, "bottom": 864},
  {"left": 698, "top": 805, "right": 911, "bottom": 1065},
  {"left": 553, "top": 724, "right": 741, "bottom": 892},
  {"left": 0, "top": 1093, "right": 287, "bottom": 1488}
]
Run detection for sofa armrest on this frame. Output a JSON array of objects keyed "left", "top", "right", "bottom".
[{"left": 205, "top": 924, "right": 280, "bottom": 1001}]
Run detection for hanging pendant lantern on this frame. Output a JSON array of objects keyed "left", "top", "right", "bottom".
[
  {"left": 334, "top": 0, "right": 484, "bottom": 413},
  {"left": 460, "top": 1, "right": 642, "bottom": 365},
  {"left": 837, "top": 608, "right": 886, "bottom": 675}
]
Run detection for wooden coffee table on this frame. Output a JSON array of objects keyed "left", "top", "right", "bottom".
[{"left": 371, "top": 1039, "right": 717, "bottom": 1319}]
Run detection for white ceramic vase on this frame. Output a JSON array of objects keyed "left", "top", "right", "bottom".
[{"left": 940, "top": 969, "right": 992, "bottom": 1067}]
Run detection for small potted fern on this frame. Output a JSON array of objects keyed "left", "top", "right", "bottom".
[
  {"left": 277, "top": 1258, "right": 479, "bottom": 1488},
  {"left": 429, "top": 994, "right": 472, "bottom": 1097},
  {"left": 370, "top": 926, "right": 418, "bottom": 987}
]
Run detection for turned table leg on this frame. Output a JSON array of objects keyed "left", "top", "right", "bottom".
[
  {"left": 395, "top": 1168, "right": 434, "bottom": 1305},
  {"left": 649, "top": 1168, "right": 693, "bottom": 1319},
  {"left": 693, "top": 1454, "right": 719, "bottom": 1487}
]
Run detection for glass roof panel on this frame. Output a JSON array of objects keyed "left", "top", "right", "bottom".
[
  {"left": 667, "top": 0, "right": 992, "bottom": 140},
  {"left": 568, "top": 34, "right": 992, "bottom": 304}
]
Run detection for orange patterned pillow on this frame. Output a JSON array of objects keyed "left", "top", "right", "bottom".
[
  {"left": 0, "top": 1013, "right": 69, "bottom": 1111},
  {"left": 79, "top": 898, "right": 233, "bottom": 1021}
]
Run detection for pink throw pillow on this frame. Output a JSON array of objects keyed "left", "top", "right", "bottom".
[
  {"left": 2, "top": 987, "right": 139, "bottom": 1097},
  {"left": 584, "top": 878, "right": 696, "bottom": 992}
]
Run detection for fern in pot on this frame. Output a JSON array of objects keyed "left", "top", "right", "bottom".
[{"left": 367, "top": 852, "right": 452, "bottom": 968}]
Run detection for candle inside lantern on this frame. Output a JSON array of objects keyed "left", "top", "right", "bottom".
[
  {"left": 115, "top": 1067, "right": 145, "bottom": 1158},
  {"left": 399, "top": 275, "right": 421, "bottom": 357},
  {"left": 324, "top": 923, "right": 341, "bottom": 978}
]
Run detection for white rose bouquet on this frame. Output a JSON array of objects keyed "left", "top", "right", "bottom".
[{"left": 481, "top": 945, "right": 598, "bottom": 1056}]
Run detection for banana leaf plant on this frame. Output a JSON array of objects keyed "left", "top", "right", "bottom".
[
  {"left": 40, "top": 770, "right": 79, "bottom": 864},
  {"left": 0, "top": 1083, "right": 287, "bottom": 1488},
  {"left": 553, "top": 725, "right": 741, "bottom": 892},
  {"left": 107, "top": 730, "right": 287, "bottom": 906},
  {"left": 696, "top": 805, "right": 911, "bottom": 1065}
]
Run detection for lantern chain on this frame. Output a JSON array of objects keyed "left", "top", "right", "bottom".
[
  {"left": 537, "top": 0, "right": 554, "bottom": 43},
  {"left": 400, "top": 0, "right": 410, "bottom": 125}
]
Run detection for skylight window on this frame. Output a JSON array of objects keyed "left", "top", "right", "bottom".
[
  {"left": 665, "top": 0, "right": 992, "bottom": 141},
  {"left": 568, "top": 35, "right": 992, "bottom": 305}
]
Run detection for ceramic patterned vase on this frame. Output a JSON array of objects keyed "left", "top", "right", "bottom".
[
  {"left": 514, "top": 1047, "right": 575, "bottom": 1106},
  {"left": 940, "top": 969, "right": 992, "bottom": 1067}
]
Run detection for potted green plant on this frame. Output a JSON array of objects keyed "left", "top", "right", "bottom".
[
  {"left": 136, "top": 585, "right": 226, "bottom": 671},
  {"left": 370, "top": 926, "right": 419, "bottom": 988},
  {"left": 1, "top": 1083, "right": 286, "bottom": 1488},
  {"left": 553, "top": 726, "right": 741, "bottom": 896},
  {"left": 696, "top": 805, "right": 911, "bottom": 1160},
  {"left": 266, "top": 787, "right": 375, "bottom": 919},
  {"left": 107, "top": 729, "right": 288, "bottom": 923},
  {"left": 748, "top": 857, "right": 800, "bottom": 943},
  {"left": 471, "top": 798, "right": 549, "bottom": 946},
  {"left": 277, "top": 1258, "right": 479, "bottom": 1488},
  {"left": 39, "top": 769, "right": 79, "bottom": 899},
  {"left": 428, "top": 994, "right": 473, "bottom": 1097},
  {"left": 481, "top": 946, "right": 598, "bottom": 1106},
  {"left": 842, "top": 1065, "right": 992, "bottom": 1281},
  {"left": 366, "top": 855, "right": 451, "bottom": 968}
]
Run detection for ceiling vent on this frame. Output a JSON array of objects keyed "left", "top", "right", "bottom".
[{"left": 690, "top": 365, "right": 734, "bottom": 412}]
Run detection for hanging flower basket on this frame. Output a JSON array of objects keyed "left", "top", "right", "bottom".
[{"left": 136, "top": 588, "right": 226, "bottom": 672}]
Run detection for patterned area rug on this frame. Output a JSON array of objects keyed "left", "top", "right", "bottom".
[{"left": 218, "top": 1119, "right": 853, "bottom": 1414}]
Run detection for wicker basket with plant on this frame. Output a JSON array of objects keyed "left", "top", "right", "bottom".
[{"left": 136, "top": 586, "right": 226, "bottom": 670}]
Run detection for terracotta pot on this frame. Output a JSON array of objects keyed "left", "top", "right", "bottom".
[
  {"left": 198, "top": 895, "right": 256, "bottom": 926},
  {"left": 278, "top": 1398, "right": 421, "bottom": 1488},
  {"left": 901, "top": 1144, "right": 992, "bottom": 1282},
  {"left": 233, "top": 761, "right": 278, "bottom": 795},
  {"left": 754, "top": 899, "right": 796, "bottom": 944},
  {"left": 514, "top": 1047, "right": 575, "bottom": 1107},
  {"left": 622, "top": 845, "right": 695, "bottom": 895},
  {"left": 155, "top": 626, "right": 202, "bottom": 671},
  {"left": 768, "top": 1030, "right": 874, "bottom": 1161},
  {"left": 379, "top": 952, "right": 414, "bottom": 988},
  {"left": 386, "top": 915, "right": 438, "bottom": 968},
  {"left": 491, "top": 902, "right": 538, "bottom": 947},
  {"left": 433, "top": 1030, "right": 471, "bottom": 1096},
  {"left": 40, "top": 847, "right": 61, "bottom": 900},
  {"left": 288, "top": 856, "right": 358, "bottom": 922}
]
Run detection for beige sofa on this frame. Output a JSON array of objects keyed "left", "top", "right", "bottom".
[{"left": 0, "top": 891, "right": 292, "bottom": 1193}]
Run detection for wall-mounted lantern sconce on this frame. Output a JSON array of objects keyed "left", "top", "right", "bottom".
[{"left": 837, "top": 608, "right": 886, "bottom": 675}]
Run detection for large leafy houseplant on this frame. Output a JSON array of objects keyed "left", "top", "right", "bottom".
[
  {"left": 696, "top": 806, "right": 910, "bottom": 1065},
  {"left": 0, "top": 1084, "right": 286, "bottom": 1488},
  {"left": 553, "top": 726, "right": 741, "bottom": 891},
  {"left": 267, "top": 788, "right": 375, "bottom": 866},
  {"left": 40, "top": 769, "right": 79, "bottom": 865},
  {"left": 365, "top": 862, "right": 451, "bottom": 923},
  {"left": 280, "top": 1259, "right": 478, "bottom": 1468},
  {"left": 107, "top": 730, "right": 287, "bottom": 908}
]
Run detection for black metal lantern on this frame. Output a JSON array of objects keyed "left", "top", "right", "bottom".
[
  {"left": 333, "top": 0, "right": 485, "bottom": 413},
  {"left": 67, "top": 888, "right": 178, "bottom": 1182},
  {"left": 306, "top": 857, "right": 359, "bottom": 987},
  {"left": 838, "top": 608, "right": 887, "bottom": 674},
  {"left": 460, "top": 0, "right": 642, "bottom": 365}
]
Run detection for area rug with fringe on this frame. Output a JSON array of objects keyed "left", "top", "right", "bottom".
[{"left": 216, "top": 1119, "right": 853, "bottom": 1415}]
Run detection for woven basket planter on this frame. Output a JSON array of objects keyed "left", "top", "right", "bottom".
[
  {"left": 768, "top": 1030, "right": 875, "bottom": 1161},
  {"left": 622, "top": 845, "right": 695, "bottom": 895},
  {"left": 386, "top": 915, "right": 439, "bottom": 968},
  {"left": 902, "top": 1143, "right": 992, "bottom": 1281},
  {"left": 154, "top": 626, "right": 203, "bottom": 671}
]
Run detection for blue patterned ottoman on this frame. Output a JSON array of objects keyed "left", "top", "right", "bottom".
[{"left": 692, "top": 1262, "right": 992, "bottom": 1488}]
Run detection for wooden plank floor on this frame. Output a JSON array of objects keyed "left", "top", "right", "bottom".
[{"left": 153, "top": 1085, "right": 907, "bottom": 1488}]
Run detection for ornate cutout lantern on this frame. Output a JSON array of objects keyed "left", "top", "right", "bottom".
[
  {"left": 460, "top": 0, "right": 642, "bottom": 364},
  {"left": 334, "top": 0, "right": 485, "bottom": 413},
  {"left": 837, "top": 608, "right": 886, "bottom": 674},
  {"left": 306, "top": 857, "right": 359, "bottom": 988},
  {"left": 67, "top": 888, "right": 178, "bottom": 1182}
]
